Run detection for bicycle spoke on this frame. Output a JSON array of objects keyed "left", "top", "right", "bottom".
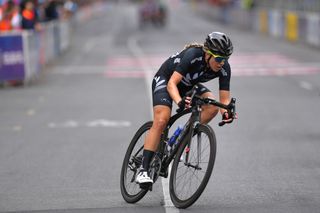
[
  {"left": 121, "top": 122, "right": 152, "bottom": 203},
  {"left": 175, "top": 167, "right": 190, "bottom": 180},
  {"left": 172, "top": 129, "right": 213, "bottom": 201},
  {"left": 177, "top": 167, "right": 198, "bottom": 199},
  {"left": 175, "top": 163, "right": 202, "bottom": 199}
]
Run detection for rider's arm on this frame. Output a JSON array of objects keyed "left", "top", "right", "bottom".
[
  {"left": 167, "top": 71, "right": 183, "bottom": 105},
  {"left": 219, "top": 62, "right": 231, "bottom": 115},
  {"left": 169, "top": 48, "right": 195, "bottom": 106},
  {"left": 219, "top": 90, "right": 230, "bottom": 114}
]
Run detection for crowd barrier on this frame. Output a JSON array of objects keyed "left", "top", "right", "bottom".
[
  {"left": 0, "top": 1, "right": 109, "bottom": 85},
  {"left": 0, "top": 21, "right": 71, "bottom": 84},
  {"left": 196, "top": 3, "right": 320, "bottom": 49}
]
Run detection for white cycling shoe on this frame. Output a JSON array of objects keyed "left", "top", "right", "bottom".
[{"left": 135, "top": 170, "right": 153, "bottom": 184}]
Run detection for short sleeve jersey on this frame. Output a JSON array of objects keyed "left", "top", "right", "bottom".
[{"left": 157, "top": 47, "right": 231, "bottom": 91}]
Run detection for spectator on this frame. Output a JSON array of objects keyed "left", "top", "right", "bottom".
[
  {"left": 20, "top": 0, "right": 39, "bottom": 30},
  {"left": 63, "top": 0, "right": 77, "bottom": 19},
  {"left": 241, "top": 0, "right": 255, "bottom": 10},
  {"left": 44, "top": 0, "right": 58, "bottom": 22},
  {"left": 0, "top": 0, "right": 20, "bottom": 31}
]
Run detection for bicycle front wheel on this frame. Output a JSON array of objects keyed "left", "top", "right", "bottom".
[
  {"left": 120, "top": 121, "right": 152, "bottom": 203},
  {"left": 169, "top": 124, "right": 216, "bottom": 209}
]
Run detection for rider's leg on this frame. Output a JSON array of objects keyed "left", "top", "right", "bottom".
[
  {"left": 136, "top": 105, "right": 171, "bottom": 185},
  {"left": 141, "top": 105, "right": 171, "bottom": 171},
  {"left": 200, "top": 92, "right": 219, "bottom": 124}
]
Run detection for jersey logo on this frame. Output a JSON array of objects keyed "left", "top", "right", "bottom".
[
  {"left": 161, "top": 98, "right": 171, "bottom": 104},
  {"left": 156, "top": 79, "right": 166, "bottom": 88},
  {"left": 153, "top": 76, "right": 167, "bottom": 93},
  {"left": 181, "top": 78, "right": 192, "bottom": 86},
  {"left": 181, "top": 72, "right": 204, "bottom": 86},
  {"left": 191, "top": 56, "right": 202, "bottom": 64},
  {"left": 186, "top": 72, "right": 204, "bottom": 80},
  {"left": 154, "top": 76, "right": 160, "bottom": 82},
  {"left": 174, "top": 58, "right": 181, "bottom": 64},
  {"left": 221, "top": 68, "right": 228, "bottom": 76},
  {"left": 170, "top": 52, "right": 180, "bottom": 58}
]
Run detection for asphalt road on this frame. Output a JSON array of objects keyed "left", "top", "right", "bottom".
[{"left": 1, "top": 1, "right": 320, "bottom": 213}]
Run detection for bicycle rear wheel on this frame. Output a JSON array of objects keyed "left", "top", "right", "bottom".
[
  {"left": 120, "top": 121, "right": 152, "bottom": 203},
  {"left": 169, "top": 124, "right": 216, "bottom": 209}
]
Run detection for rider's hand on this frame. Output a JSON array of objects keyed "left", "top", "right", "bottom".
[
  {"left": 178, "top": 97, "right": 192, "bottom": 110},
  {"left": 222, "top": 111, "right": 237, "bottom": 124},
  {"left": 184, "top": 96, "right": 192, "bottom": 109}
]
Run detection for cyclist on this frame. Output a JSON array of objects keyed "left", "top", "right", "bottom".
[{"left": 136, "top": 32, "right": 236, "bottom": 187}]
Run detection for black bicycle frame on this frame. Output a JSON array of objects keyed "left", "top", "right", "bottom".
[
  {"left": 159, "top": 94, "right": 235, "bottom": 171},
  {"left": 160, "top": 105, "right": 201, "bottom": 170}
]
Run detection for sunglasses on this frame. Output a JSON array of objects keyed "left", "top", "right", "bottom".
[{"left": 207, "top": 50, "right": 229, "bottom": 63}]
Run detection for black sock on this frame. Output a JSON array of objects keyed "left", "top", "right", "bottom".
[{"left": 142, "top": 149, "right": 155, "bottom": 171}]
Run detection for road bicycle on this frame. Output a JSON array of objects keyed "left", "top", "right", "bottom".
[{"left": 120, "top": 85, "right": 236, "bottom": 209}]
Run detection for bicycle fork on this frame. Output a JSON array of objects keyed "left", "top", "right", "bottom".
[
  {"left": 184, "top": 106, "right": 202, "bottom": 170},
  {"left": 183, "top": 129, "right": 202, "bottom": 170}
]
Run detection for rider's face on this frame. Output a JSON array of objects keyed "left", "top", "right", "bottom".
[{"left": 205, "top": 53, "right": 225, "bottom": 72}]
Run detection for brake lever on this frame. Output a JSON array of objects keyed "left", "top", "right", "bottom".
[
  {"left": 189, "top": 85, "right": 198, "bottom": 100},
  {"left": 218, "top": 98, "right": 236, "bottom": 127},
  {"left": 218, "top": 121, "right": 226, "bottom": 126},
  {"left": 230, "top": 98, "right": 236, "bottom": 119},
  {"left": 176, "top": 85, "right": 199, "bottom": 113}
]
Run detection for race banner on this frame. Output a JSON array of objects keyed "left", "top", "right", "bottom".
[{"left": 0, "top": 34, "right": 25, "bottom": 81}]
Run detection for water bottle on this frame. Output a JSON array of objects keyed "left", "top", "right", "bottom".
[{"left": 168, "top": 125, "right": 183, "bottom": 147}]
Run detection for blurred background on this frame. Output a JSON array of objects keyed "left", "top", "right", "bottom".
[
  {"left": 0, "top": 0, "right": 320, "bottom": 212},
  {"left": 2, "top": 0, "right": 320, "bottom": 85}
]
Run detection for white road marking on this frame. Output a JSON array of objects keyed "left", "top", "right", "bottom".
[
  {"left": 127, "top": 35, "right": 177, "bottom": 212},
  {"left": 48, "top": 119, "right": 131, "bottom": 129},
  {"left": 48, "top": 120, "right": 79, "bottom": 128},
  {"left": 87, "top": 119, "right": 131, "bottom": 127}
]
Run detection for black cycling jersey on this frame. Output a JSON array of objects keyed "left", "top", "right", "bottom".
[
  {"left": 157, "top": 46, "right": 231, "bottom": 90},
  {"left": 152, "top": 47, "right": 231, "bottom": 107}
]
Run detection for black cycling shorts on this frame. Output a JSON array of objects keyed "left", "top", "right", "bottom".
[{"left": 152, "top": 75, "right": 211, "bottom": 108}]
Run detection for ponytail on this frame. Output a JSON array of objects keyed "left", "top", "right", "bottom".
[{"left": 183, "top": 42, "right": 203, "bottom": 50}]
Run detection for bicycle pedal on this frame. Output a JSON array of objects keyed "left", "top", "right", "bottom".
[{"left": 139, "top": 182, "right": 152, "bottom": 190}]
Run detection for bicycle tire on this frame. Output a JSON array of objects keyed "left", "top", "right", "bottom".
[
  {"left": 120, "top": 121, "right": 153, "bottom": 203},
  {"left": 169, "top": 124, "right": 216, "bottom": 209}
]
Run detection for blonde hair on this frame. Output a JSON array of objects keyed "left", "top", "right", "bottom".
[{"left": 183, "top": 42, "right": 204, "bottom": 50}]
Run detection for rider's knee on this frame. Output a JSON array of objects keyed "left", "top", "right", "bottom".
[
  {"left": 206, "top": 105, "right": 219, "bottom": 118},
  {"left": 152, "top": 117, "right": 169, "bottom": 131}
]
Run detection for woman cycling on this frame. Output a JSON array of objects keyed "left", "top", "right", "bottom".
[{"left": 136, "top": 32, "right": 235, "bottom": 186}]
